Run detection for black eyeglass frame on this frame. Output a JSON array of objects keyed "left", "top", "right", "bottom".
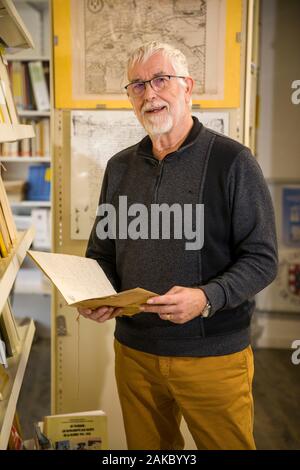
[{"left": 124, "top": 74, "right": 187, "bottom": 94}]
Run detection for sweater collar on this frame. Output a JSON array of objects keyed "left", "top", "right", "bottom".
[{"left": 138, "top": 116, "right": 203, "bottom": 162}]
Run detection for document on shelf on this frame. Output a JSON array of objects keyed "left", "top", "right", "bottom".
[{"left": 27, "top": 250, "right": 157, "bottom": 316}]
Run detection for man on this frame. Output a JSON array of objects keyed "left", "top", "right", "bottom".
[{"left": 79, "top": 42, "right": 277, "bottom": 450}]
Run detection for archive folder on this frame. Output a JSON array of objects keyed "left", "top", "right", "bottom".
[{"left": 27, "top": 250, "right": 157, "bottom": 316}]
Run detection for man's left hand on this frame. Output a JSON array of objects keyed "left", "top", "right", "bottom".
[{"left": 140, "top": 286, "right": 208, "bottom": 324}]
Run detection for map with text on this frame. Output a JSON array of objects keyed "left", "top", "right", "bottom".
[
  {"left": 71, "top": 0, "right": 226, "bottom": 101},
  {"left": 83, "top": 0, "right": 206, "bottom": 95}
]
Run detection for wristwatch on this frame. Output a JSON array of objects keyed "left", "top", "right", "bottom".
[
  {"left": 194, "top": 287, "right": 212, "bottom": 318},
  {"left": 201, "top": 299, "right": 212, "bottom": 318}
]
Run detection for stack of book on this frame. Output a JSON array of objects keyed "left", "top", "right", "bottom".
[
  {"left": 34, "top": 410, "right": 108, "bottom": 450},
  {"left": 0, "top": 174, "right": 18, "bottom": 257}
]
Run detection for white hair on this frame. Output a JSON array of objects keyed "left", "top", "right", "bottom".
[{"left": 127, "top": 41, "right": 190, "bottom": 78}]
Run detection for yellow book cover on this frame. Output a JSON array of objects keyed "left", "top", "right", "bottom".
[
  {"left": 0, "top": 79, "right": 11, "bottom": 123},
  {"left": 0, "top": 230, "right": 8, "bottom": 257},
  {"left": 43, "top": 410, "right": 108, "bottom": 450},
  {"left": 0, "top": 364, "right": 9, "bottom": 400},
  {"left": 0, "top": 204, "right": 11, "bottom": 253}
]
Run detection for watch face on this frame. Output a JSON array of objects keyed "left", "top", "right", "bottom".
[
  {"left": 202, "top": 309, "right": 209, "bottom": 318},
  {"left": 202, "top": 302, "right": 211, "bottom": 318}
]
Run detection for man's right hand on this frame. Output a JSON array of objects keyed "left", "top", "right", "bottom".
[{"left": 77, "top": 306, "right": 123, "bottom": 323}]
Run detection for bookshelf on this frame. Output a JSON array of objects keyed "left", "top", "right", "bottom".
[
  {"left": 0, "top": 156, "right": 50, "bottom": 162},
  {"left": 0, "top": 227, "right": 35, "bottom": 313},
  {"left": 19, "top": 110, "right": 50, "bottom": 117},
  {"left": 0, "top": 320, "right": 35, "bottom": 449},
  {"left": 0, "top": 0, "right": 37, "bottom": 450},
  {"left": 0, "top": 123, "right": 34, "bottom": 142},
  {"left": 6, "top": 55, "right": 50, "bottom": 61},
  {"left": 10, "top": 200, "right": 51, "bottom": 207},
  {"left": 1, "top": 0, "right": 52, "bottom": 302}
]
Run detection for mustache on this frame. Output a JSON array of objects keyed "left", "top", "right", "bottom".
[{"left": 141, "top": 101, "right": 169, "bottom": 114}]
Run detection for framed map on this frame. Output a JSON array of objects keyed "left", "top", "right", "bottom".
[{"left": 53, "top": 0, "right": 242, "bottom": 109}]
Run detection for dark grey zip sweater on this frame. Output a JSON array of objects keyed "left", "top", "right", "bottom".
[{"left": 86, "top": 117, "right": 278, "bottom": 356}]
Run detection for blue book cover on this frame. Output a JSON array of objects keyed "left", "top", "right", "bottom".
[{"left": 27, "top": 164, "right": 50, "bottom": 201}]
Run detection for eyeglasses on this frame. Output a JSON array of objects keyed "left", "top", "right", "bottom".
[{"left": 125, "top": 75, "right": 186, "bottom": 97}]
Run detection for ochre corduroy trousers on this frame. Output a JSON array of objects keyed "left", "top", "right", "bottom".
[{"left": 114, "top": 340, "right": 256, "bottom": 450}]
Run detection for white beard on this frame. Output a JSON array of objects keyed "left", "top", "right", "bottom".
[{"left": 142, "top": 112, "right": 173, "bottom": 136}]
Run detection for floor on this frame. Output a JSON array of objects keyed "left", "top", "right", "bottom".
[
  {"left": 17, "top": 335, "right": 300, "bottom": 449},
  {"left": 17, "top": 333, "right": 51, "bottom": 440},
  {"left": 253, "top": 348, "right": 300, "bottom": 449}
]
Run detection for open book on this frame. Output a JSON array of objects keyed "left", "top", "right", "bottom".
[{"left": 27, "top": 250, "right": 157, "bottom": 316}]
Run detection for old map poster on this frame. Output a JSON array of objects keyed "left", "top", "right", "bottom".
[
  {"left": 53, "top": 0, "right": 244, "bottom": 108},
  {"left": 70, "top": 109, "right": 229, "bottom": 239},
  {"left": 71, "top": 0, "right": 225, "bottom": 102},
  {"left": 70, "top": 110, "right": 146, "bottom": 239}
]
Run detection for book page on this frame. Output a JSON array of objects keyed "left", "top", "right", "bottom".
[
  {"left": 27, "top": 250, "right": 116, "bottom": 304},
  {"left": 27, "top": 250, "right": 158, "bottom": 314}
]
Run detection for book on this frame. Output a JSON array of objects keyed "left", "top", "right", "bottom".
[
  {"left": 8, "top": 414, "right": 24, "bottom": 450},
  {"left": 33, "top": 421, "right": 52, "bottom": 450},
  {"left": 8, "top": 424, "right": 24, "bottom": 450},
  {"left": 0, "top": 316, "right": 14, "bottom": 357},
  {"left": 0, "top": 203, "right": 12, "bottom": 254},
  {"left": 26, "top": 164, "right": 50, "bottom": 201},
  {"left": 0, "top": 77, "right": 11, "bottom": 123},
  {"left": 27, "top": 250, "right": 158, "bottom": 316},
  {"left": 11, "top": 60, "right": 23, "bottom": 110},
  {"left": 0, "top": 52, "right": 19, "bottom": 125},
  {"left": 0, "top": 300, "right": 21, "bottom": 356},
  {"left": 31, "top": 208, "right": 51, "bottom": 249},
  {"left": 0, "top": 338, "right": 8, "bottom": 368},
  {"left": 43, "top": 410, "right": 108, "bottom": 450},
  {"left": 0, "top": 363, "right": 9, "bottom": 400},
  {"left": 28, "top": 61, "right": 50, "bottom": 111},
  {"left": 0, "top": 227, "right": 8, "bottom": 257}
]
